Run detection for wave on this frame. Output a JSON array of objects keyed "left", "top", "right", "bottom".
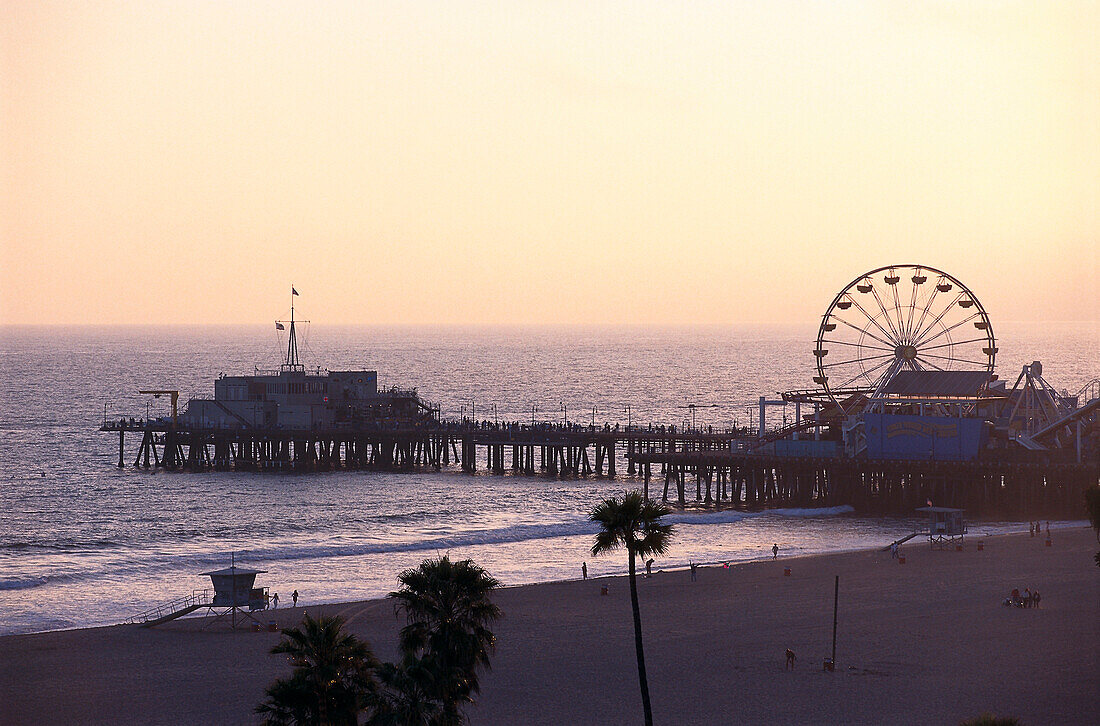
[
  {"left": 1, "top": 538, "right": 122, "bottom": 552},
  {"left": 664, "top": 504, "right": 855, "bottom": 527},
  {"left": 0, "top": 576, "right": 49, "bottom": 591},
  {"left": 198, "top": 504, "right": 859, "bottom": 566},
  {"left": 0, "top": 504, "right": 862, "bottom": 590}
]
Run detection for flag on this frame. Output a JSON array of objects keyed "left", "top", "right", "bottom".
[
  {"left": 275, "top": 322, "right": 285, "bottom": 330},
  {"left": 292, "top": 287, "right": 299, "bottom": 296}
]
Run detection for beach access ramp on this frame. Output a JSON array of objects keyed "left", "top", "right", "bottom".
[
  {"left": 130, "top": 590, "right": 213, "bottom": 627},
  {"left": 881, "top": 533, "right": 921, "bottom": 551}
]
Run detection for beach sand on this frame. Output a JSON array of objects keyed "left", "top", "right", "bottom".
[{"left": 2, "top": 528, "right": 1097, "bottom": 725}]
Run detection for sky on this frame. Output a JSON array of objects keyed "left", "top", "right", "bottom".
[{"left": 2, "top": 1, "right": 1097, "bottom": 325}]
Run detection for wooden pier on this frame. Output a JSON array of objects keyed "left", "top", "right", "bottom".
[
  {"left": 101, "top": 419, "right": 1095, "bottom": 517},
  {"left": 629, "top": 449, "right": 1095, "bottom": 519}
]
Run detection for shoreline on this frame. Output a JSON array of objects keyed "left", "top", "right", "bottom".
[
  {"left": 4, "top": 527, "right": 1097, "bottom": 725},
  {"left": 2, "top": 520, "right": 1086, "bottom": 638}
]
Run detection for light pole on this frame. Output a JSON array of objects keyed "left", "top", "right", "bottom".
[
  {"left": 492, "top": 403, "right": 498, "bottom": 426},
  {"left": 531, "top": 403, "right": 538, "bottom": 426},
  {"left": 682, "top": 403, "right": 718, "bottom": 432},
  {"left": 560, "top": 402, "right": 567, "bottom": 426},
  {"left": 591, "top": 406, "right": 598, "bottom": 428},
  {"left": 623, "top": 404, "right": 632, "bottom": 429}
]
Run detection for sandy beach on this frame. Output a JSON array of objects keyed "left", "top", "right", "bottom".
[{"left": 3, "top": 527, "right": 1097, "bottom": 725}]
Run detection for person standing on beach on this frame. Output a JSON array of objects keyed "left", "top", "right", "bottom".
[
  {"left": 772, "top": 543, "right": 779, "bottom": 559},
  {"left": 689, "top": 562, "right": 698, "bottom": 582},
  {"left": 582, "top": 562, "right": 588, "bottom": 580},
  {"left": 646, "top": 559, "right": 654, "bottom": 578},
  {"left": 1029, "top": 522, "right": 1035, "bottom": 537},
  {"left": 272, "top": 592, "right": 279, "bottom": 609},
  {"left": 785, "top": 648, "right": 796, "bottom": 670},
  {"left": 291, "top": 590, "right": 298, "bottom": 607},
  {"left": 890, "top": 542, "right": 899, "bottom": 559}
]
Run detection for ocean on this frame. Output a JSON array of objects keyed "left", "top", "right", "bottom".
[{"left": 1, "top": 322, "right": 1095, "bottom": 635}]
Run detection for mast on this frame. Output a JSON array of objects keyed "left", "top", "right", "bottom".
[{"left": 278, "top": 286, "right": 306, "bottom": 372}]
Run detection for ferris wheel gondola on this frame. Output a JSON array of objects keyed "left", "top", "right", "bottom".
[{"left": 813, "top": 265, "right": 997, "bottom": 409}]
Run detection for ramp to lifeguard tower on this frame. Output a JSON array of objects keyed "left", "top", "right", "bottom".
[
  {"left": 138, "top": 603, "right": 204, "bottom": 627},
  {"left": 130, "top": 590, "right": 212, "bottom": 628},
  {"left": 881, "top": 532, "right": 921, "bottom": 551}
]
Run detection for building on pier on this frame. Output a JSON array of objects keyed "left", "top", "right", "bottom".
[{"left": 179, "top": 293, "right": 437, "bottom": 431}]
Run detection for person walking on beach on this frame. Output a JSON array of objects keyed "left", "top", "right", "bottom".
[
  {"left": 772, "top": 543, "right": 779, "bottom": 559},
  {"left": 890, "top": 542, "right": 899, "bottom": 559},
  {"left": 785, "top": 648, "right": 796, "bottom": 670},
  {"left": 291, "top": 590, "right": 298, "bottom": 607},
  {"left": 689, "top": 562, "right": 698, "bottom": 582},
  {"left": 1029, "top": 522, "right": 1035, "bottom": 537},
  {"left": 582, "top": 562, "right": 588, "bottom": 580},
  {"left": 645, "top": 559, "right": 654, "bottom": 578},
  {"left": 271, "top": 592, "right": 279, "bottom": 609}
]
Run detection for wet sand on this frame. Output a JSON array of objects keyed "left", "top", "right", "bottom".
[{"left": 2, "top": 527, "right": 1097, "bottom": 725}]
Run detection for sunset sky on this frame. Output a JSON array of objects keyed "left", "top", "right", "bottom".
[{"left": 2, "top": 1, "right": 1097, "bottom": 325}]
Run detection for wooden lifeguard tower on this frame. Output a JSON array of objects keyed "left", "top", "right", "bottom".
[
  {"left": 130, "top": 561, "right": 270, "bottom": 629},
  {"left": 201, "top": 564, "right": 270, "bottom": 628},
  {"left": 916, "top": 506, "right": 967, "bottom": 549}
]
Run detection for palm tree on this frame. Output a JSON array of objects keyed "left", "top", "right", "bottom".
[
  {"left": 256, "top": 613, "right": 380, "bottom": 726},
  {"left": 368, "top": 656, "right": 444, "bottom": 726},
  {"left": 590, "top": 490, "right": 674, "bottom": 726},
  {"left": 390, "top": 555, "right": 502, "bottom": 725}
]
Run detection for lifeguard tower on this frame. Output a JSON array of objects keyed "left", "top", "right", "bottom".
[
  {"left": 130, "top": 561, "right": 270, "bottom": 629},
  {"left": 916, "top": 506, "right": 967, "bottom": 549}
]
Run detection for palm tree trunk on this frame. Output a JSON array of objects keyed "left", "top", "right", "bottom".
[{"left": 628, "top": 548, "right": 654, "bottom": 726}]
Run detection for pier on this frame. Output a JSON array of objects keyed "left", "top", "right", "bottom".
[
  {"left": 100, "top": 416, "right": 1095, "bottom": 518},
  {"left": 98, "top": 269, "right": 1099, "bottom": 519}
]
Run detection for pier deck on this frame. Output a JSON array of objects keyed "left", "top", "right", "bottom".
[{"left": 100, "top": 418, "right": 1095, "bottom": 517}]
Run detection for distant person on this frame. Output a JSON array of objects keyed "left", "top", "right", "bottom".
[
  {"left": 1029, "top": 522, "right": 1035, "bottom": 537},
  {"left": 689, "top": 562, "right": 698, "bottom": 582},
  {"left": 785, "top": 648, "right": 796, "bottom": 670},
  {"left": 582, "top": 562, "right": 588, "bottom": 580},
  {"left": 1045, "top": 521, "right": 1050, "bottom": 537},
  {"left": 291, "top": 590, "right": 299, "bottom": 607},
  {"left": 890, "top": 542, "right": 899, "bottom": 559},
  {"left": 271, "top": 592, "right": 279, "bottom": 609},
  {"left": 1023, "top": 588, "right": 1032, "bottom": 608},
  {"left": 646, "top": 559, "right": 654, "bottom": 578},
  {"left": 772, "top": 543, "right": 779, "bottom": 559},
  {"left": 1032, "top": 589, "right": 1041, "bottom": 608}
]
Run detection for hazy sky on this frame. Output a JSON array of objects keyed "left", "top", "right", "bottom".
[{"left": 2, "top": 1, "right": 1097, "bottom": 325}]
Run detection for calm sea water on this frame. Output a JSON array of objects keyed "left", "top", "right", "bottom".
[{"left": 0, "top": 322, "right": 1095, "bottom": 635}]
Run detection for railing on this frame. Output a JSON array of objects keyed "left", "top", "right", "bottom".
[{"left": 128, "top": 589, "right": 213, "bottom": 624}]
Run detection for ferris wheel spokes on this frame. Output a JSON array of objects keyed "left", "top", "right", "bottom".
[
  {"left": 813, "top": 265, "right": 996, "bottom": 406},
  {"left": 913, "top": 313, "right": 982, "bottom": 349}
]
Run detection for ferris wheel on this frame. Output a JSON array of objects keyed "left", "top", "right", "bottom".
[{"left": 813, "top": 265, "right": 997, "bottom": 407}]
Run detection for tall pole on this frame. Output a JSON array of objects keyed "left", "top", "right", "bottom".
[{"left": 831, "top": 575, "right": 839, "bottom": 666}]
